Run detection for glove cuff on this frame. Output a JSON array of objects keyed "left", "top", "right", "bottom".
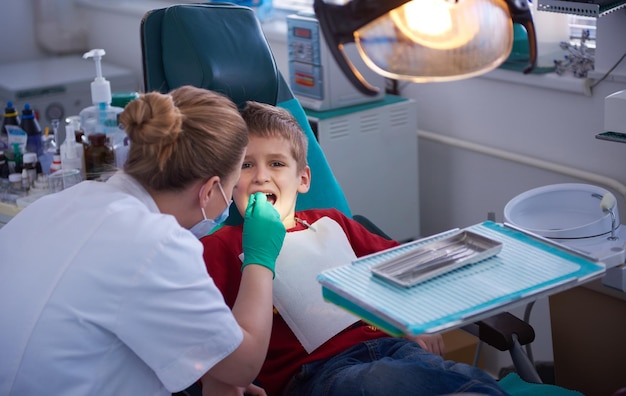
[{"left": 241, "top": 261, "right": 276, "bottom": 279}]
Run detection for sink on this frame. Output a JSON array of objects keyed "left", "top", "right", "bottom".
[{"left": 504, "top": 183, "right": 619, "bottom": 239}]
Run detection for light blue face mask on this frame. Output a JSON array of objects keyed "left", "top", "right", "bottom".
[{"left": 190, "top": 182, "right": 231, "bottom": 239}]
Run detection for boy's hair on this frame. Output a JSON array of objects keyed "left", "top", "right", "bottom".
[{"left": 241, "top": 101, "right": 308, "bottom": 171}]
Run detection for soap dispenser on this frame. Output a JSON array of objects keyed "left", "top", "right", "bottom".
[{"left": 79, "top": 49, "right": 124, "bottom": 137}]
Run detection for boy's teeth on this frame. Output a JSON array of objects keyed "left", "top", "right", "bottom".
[{"left": 263, "top": 193, "right": 277, "bottom": 205}]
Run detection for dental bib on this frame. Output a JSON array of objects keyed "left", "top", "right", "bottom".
[{"left": 272, "top": 216, "right": 360, "bottom": 353}]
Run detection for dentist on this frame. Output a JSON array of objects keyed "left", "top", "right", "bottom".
[{"left": 0, "top": 86, "right": 285, "bottom": 395}]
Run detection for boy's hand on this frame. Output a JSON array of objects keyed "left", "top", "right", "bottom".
[
  {"left": 201, "top": 376, "right": 266, "bottom": 396},
  {"left": 241, "top": 192, "right": 286, "bottom": 277},
  {"left": 407, "top": 334, "right": 445, "bottom": 356},
  {"left": 243, "top": 383, "right": 267, "bottom": 395}
]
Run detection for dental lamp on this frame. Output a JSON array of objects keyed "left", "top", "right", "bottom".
[{"left": 314, "top": 0, "right": 538, "bottom": 95}]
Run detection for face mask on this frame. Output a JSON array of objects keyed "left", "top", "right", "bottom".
[{"left": 190, "top": 182, "right": 231, "bottom": 238}]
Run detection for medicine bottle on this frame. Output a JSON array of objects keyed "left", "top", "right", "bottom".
[
  {"left": 23, "top": 152, "right": 37, "bottom": 188},
  {"left": 0, "top": 153, "right": 10, "bottom": 179},
  {"left": 21, "top": 103, "right": 43, "bottom": 156},
  {"left": 8, "top": 173, "right": 24, "bottom": 194},
  {"left": 50, "top": 154, "right": 62, "bottom": 174},
  {"left": 21, "top": 168, "right": 29, "bottom": 192},
  {"left": 85, "top": 132, "right": 114, "bottom": 180},
  {"left": 9, "top": 143, "right": 23, "bottom": 174},
  {"left": 62, "top": 116, "right": 87, "bottom": 180},
  {"left": 1, "top": 101, "right": 20, "bottom": 152}
]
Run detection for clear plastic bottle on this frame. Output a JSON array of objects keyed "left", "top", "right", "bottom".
[
  {"left": 21, "top": 168, "right": 29, "bottom": 192},
  {"left": 66, "top": 116, "right": 87, "bottom": 180},
  {"left": 8, "top": 173, "right": 24, "bottom": 195},
  {"left": 2, "top": 172, "right": 24, "bottom": 204},
  {"left": 60, "top": 120, "right": 85, "bottom": 185},
  {"left": 21, "top": 103, "right": 43, "bottom": 157},
  {"left": 38, "top": 126, "right": 56, "bottom": 175}
]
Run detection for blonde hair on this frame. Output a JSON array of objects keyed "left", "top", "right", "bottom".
[
  {"left": 240, "top": 101, "right": 308, "bottom": 171},
  {"left": 119, "top": 86, "right": 248, "bottom": 191}
]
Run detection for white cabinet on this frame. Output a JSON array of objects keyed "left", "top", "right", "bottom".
[{"left": 306, "top": 96, "right": 420, "bottom": 242}]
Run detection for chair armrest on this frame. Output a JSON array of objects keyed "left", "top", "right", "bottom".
[{"left": 353, "top": 214, "right": 392, "bottom": 240}]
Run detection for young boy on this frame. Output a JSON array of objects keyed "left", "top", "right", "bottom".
[{"left": 201, "top": 101, "right": 508, "bottom": 396}]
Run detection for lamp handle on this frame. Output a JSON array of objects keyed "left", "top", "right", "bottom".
[
  {"left": 506, "top": 0, "right": 537, "bottom": 74},
  {"left": 331, "top": 43, "right": 381, "bottom": 96},
  {"left": 314, "top": 0, "right": 387, "bottom": 96}
]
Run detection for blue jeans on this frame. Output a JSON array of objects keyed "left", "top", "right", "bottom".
[{"left": 283, "top": 338, "right": 510, "bottom": 396}]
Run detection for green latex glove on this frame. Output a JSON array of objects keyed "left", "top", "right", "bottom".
[{"left": 241, "top": 192, "right": 286, "bottom": 277}]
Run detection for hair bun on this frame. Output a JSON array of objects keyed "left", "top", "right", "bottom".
[{"left": 120, "top": 92, "right": 183, "bottom": 147}]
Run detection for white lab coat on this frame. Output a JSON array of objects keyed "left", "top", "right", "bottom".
[{"left": 0, "top": 172, "right": 242, "bottom": 395}]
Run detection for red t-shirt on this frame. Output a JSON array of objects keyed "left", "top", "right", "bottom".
[{"left": 201, "top": 208, "right": 399, "bottom": 396}]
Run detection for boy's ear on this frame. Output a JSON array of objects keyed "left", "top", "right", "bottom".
[{"left": 297, "top": 165, "right": 311, "bottom": 194}]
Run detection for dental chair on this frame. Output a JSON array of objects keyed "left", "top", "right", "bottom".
[
  {"left": 140, "top": 4, "right": 579, "bottom": 395},
  {"left": 141, "top": 2, "right": 350, "bottom": 223}
]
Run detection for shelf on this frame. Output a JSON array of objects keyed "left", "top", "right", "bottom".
[{"left": 538, "top": 0, "right": 626, "bottom": 17}]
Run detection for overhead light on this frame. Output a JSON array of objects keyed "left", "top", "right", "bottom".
[{"left": 314, "top": 0, "right": 538, "bottom": 95}]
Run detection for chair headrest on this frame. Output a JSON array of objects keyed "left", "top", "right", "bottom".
[{"left": 160, "top": 4, "right": 280, "bottom": 107}]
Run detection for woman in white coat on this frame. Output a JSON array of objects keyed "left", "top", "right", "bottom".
[{"left": 0, "top": 86, "right": 285, "bottom": 395}]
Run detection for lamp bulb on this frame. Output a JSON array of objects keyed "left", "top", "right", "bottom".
[{"left": 390, "top": 0, "right": 480, "bottom": 50}]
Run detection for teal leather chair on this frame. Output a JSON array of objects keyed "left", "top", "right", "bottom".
[{"left": 140, "top": 4, "right": 583, "bottom": 396}]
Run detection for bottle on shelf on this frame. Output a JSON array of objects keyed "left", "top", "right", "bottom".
[
  {"left": 85, "top": 132, "right": 114, "bottom": 180},
  {"left": 21, "top": 168, "right": 29, "bottom": 192},
  {"left": 8, "top": 143, "right": 23, "bottom": 174},
  {"left": 1, "top": 101, "right": 20, "bottom": 152},
  {"left": 60, "top": 121, "right": 85, "bottom": 182},
  {"left": 0, "top": 153, "right": 9, "bottom": 179},
  {"left": 22, "top": 152, "right": 37, "bottom": 188},
  {"left": 50, "top": 154, "right": 62, "bottom": 174},
  {"left": 79, "top": 49, "right": 125, "bottom": 172},
  {"left": 79, "top": 49, "right": 124, "bottom": 137},
  {"left": 38, "top": 125, "right": 56, "bottom": 175},
  {"left": 21, "top": 103, "right": 43, "bottom": 157},
  {"left": 66, "top": 116, "right": 87, "bottom": 180},
  {"left": 8, "top": 173, "right": 25, "bottom": 197}
]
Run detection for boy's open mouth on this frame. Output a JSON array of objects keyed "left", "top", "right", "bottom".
[{"left": 264, "top": 193, "right": 277, "bottom": 205}]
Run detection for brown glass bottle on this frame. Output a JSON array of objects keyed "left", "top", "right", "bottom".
[{"left": 85, "top": 133, "right": 114, "bottom": 180}]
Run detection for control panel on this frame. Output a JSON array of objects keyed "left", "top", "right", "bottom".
[{"left": 287, "top": 13, "right": 385, "bottom": 111}]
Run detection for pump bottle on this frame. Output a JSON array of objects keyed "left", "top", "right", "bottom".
[{"left": 79, "top": 49, "right": 124, "bottom": 137}]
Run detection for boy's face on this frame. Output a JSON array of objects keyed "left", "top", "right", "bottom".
[{"left": 234, "top": 135, "right": 311, "bottom": 229}]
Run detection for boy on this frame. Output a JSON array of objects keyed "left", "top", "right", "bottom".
[{"left": 201, "top": 101, "right": 508, "bottom": 396}]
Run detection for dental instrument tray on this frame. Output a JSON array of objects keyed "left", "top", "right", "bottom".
[
  {"left": 370, "top": 231, "right": 503, "bottom": 288},
  {"left": 317, "top": 221, "right": 606, "bottom": 337}
]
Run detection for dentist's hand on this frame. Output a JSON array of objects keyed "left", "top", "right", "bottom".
[{"left": 241, "top": 192, "right": 286, "bottom": 277}]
